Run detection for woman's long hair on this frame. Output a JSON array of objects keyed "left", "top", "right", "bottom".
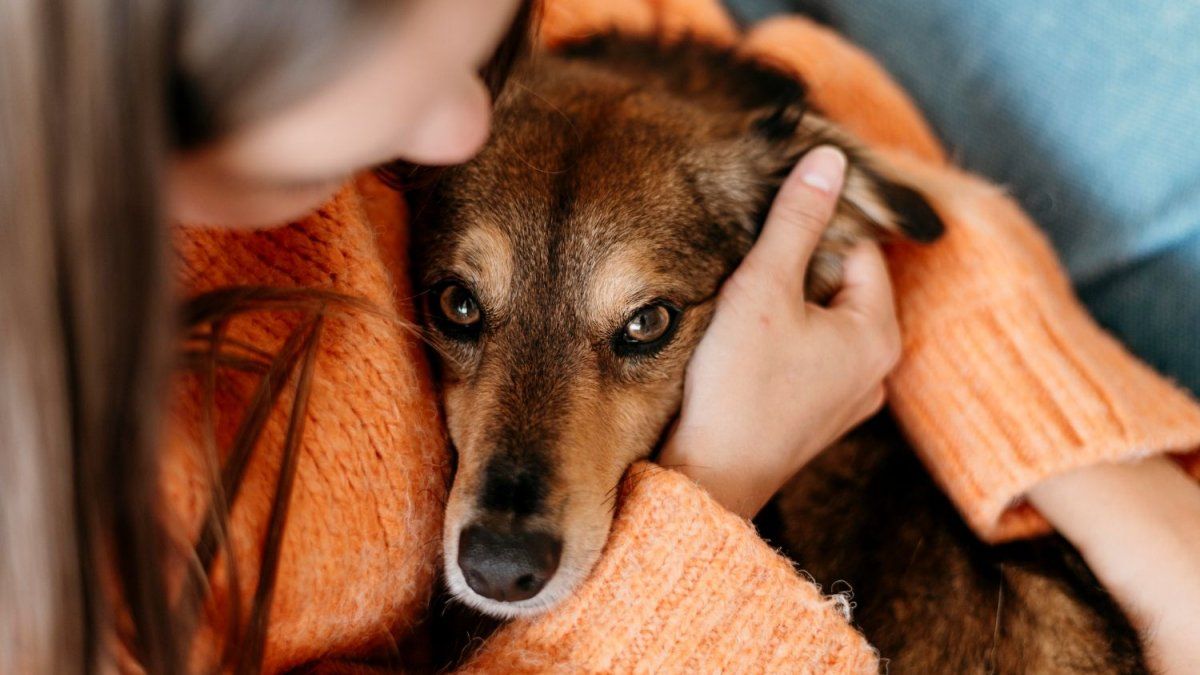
[{"left": 0, "top": 1, "right": 535, "bottom": 672}]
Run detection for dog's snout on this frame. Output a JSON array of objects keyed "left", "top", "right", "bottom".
[{"left": 458, "top": 524, "right": 562, "bottom": 602}]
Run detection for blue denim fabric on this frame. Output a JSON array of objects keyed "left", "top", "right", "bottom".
[{"left": 724, "top": 0, "right": 1200, "bottom": 395}]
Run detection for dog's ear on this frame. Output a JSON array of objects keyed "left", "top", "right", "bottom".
[
  {"left": 839, "top": 160, "right": 946, "bottom": 245},
  {"left": 745, "top": 107, "right": 946, "bottom": 301}
]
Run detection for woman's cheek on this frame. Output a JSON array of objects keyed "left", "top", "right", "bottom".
[{"left": 169, "top": 165, "right": 344, "bottom": 229}]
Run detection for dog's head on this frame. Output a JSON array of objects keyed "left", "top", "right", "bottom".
[{"left": 409, "top": 39, "right": 943, "bottom": 617}]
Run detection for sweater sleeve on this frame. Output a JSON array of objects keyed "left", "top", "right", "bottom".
[
  {"left": 743, "top": 17, "right": 1200, "bottom": 542},
  {"left": 457, "top": 462, "right": 878, "bottom": 673},
  {"left": 427, "top": 5, "right": 870, "bottom": 672}
]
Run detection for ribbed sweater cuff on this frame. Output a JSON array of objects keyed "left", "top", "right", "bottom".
[
  {"left": 889, "top": 277, "right": 1200, "bottom": 543},
  {"left": 462, "top": 462, "right": 877, "bottom": 673}
]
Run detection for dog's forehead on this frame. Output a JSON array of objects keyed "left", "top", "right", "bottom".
[
  {"left": 444, "top": 186, "right": 694, "bottom": 325},
  {"left": 452, "top": 154, "right": 723, "bottom": 316},
  {"left": 429, "top": 65, "right": 761, "bottom": 326},
  {"left": 442, "top": 132, "right": 704, "bottom": 269}
]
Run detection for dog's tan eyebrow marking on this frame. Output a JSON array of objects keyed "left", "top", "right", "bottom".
[
  {"left": 585, "top": 246, "right": 670, "bottom": 327},
  {"left": 454, "top": 222, "right": 514, "bottom": 310}
]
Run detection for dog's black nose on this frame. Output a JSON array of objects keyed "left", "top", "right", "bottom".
[{"left": 458, "top": 524, "right": 562, "bottom": 602}]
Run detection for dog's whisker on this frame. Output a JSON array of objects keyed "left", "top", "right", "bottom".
[{"left": 401, "top": 323, "right": 469, "bottom": 370}]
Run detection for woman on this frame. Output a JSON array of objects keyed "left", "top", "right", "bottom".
[{"left": 1, "top": 0, "right": 1198, "bottom": 672}]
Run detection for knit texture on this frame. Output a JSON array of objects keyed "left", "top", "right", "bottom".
[
  {"left": 461, "top": 463, "right": 877, "bottom": 674},
  {"left": 162, "top": 0, "right": 1200, "bottom": 670},
  {"left": 165, "top": 180, "right": 450, "bottom": 671},
  {"left": 739, "top": 16, "right": 1200, "bottom": 540}
]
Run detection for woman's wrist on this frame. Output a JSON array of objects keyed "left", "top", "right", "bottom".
[
  {"left": 1028, "top": 456, "right": 1200, "bottom": 673},
  {"left": 1027, "top": 457, "right": 1200, "bottom": 594},
  {"left": 659, "top": 435, "right": 814, "bottom": 520}
]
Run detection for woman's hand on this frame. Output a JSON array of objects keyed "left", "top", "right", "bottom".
[
  {"left": 1029, "top": 458, "right": 1200, "bottom": 674},
  {"left": 658, "top": 146, "right": 901, "bottom": 519}
]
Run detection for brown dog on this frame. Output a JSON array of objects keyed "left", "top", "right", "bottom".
[{"left": 409, "top": 35, "right": 1144, "bottom": 672}]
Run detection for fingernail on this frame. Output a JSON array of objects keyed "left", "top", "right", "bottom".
[{"left": 798, "top": 146, "right": 847, "bottom": 194}]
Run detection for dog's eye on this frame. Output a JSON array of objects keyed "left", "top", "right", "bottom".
[
  {"left": 625, "top": 305, "right": 671, "bottom": 342},
  {"left": 614, "top": 302, "right": 678, "bottom": 357},
  {"left": 430, "top": 282, "right": 483, "bottom": 339},
  {"left": 439, "top": 284, "right": 481, "bottom": 326}
]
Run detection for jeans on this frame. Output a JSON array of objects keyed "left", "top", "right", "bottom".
[{"left": 724, "top": 0, "right": 1200, "bottom": 396}]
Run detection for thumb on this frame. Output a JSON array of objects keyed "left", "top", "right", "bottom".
[{"left": 741, "top": 145, "right": 846, "bottom": 298}]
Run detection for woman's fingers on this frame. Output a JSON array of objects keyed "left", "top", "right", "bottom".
[
  {"left": 832, "top": 242, "right": 895, "bottom": 321},
  {"left": 831, "top": 241, "right": 901, "bottom": 371},
  {"left": 742, "top": 146, "right": 847, "bottom": 299},
  {"left": 859, "top": 385, "right": 888, "bottom": 423}
]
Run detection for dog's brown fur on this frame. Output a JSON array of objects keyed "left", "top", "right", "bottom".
[{"left": 409, "top": 35, "right": 1145, "bottom": 672}]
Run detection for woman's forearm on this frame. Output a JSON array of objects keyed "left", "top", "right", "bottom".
[{"left": 1028, "top": 457, "right": 1200, "bottom": 674}]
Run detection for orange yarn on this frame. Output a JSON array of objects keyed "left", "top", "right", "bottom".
[
  {"left": 738, "top": 16, "right": 1200, "bottom": 541},
  {"left": 164, "top": 0, "right": 1200, "bottom": 670}
]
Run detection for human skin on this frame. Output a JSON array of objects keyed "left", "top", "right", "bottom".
[
  {"left": 170, "top": 0, "right": 521, "bottom": 228},
  {"left": 167, "top": 1, "right": 902, "bottom": 528},
  {"left": 1030, "top": 459, "right": 1200, "bottom": 674},
  {"left": 657, "top": 146, "right": 900, "bottom": 519},
  {"left": 167, "top": 2, "right": 1198, "bottom": 670}
]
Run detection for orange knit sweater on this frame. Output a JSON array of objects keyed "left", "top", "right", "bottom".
[{"left": 166, "top": 0, "right": 1200, "bottom": 671}]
